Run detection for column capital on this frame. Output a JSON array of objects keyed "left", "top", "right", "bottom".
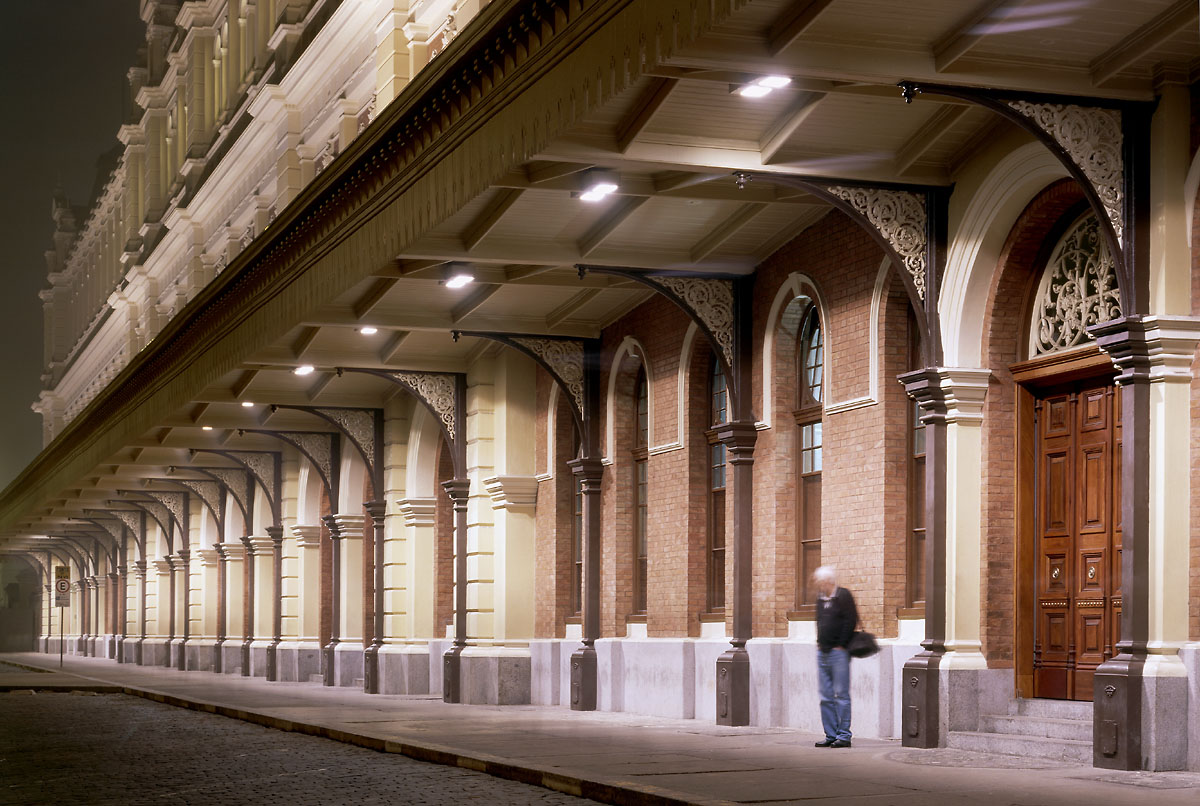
[
  {"left": 713, "top": 420, "right": 758, "bottom": 458},
  {"left": 151, "top": 558, "right": 172, "bottom": 575},
  {"left": 247, "top": 535, "right": 276, "bottom": 555},
  {"left": 196, "top": 549, "right": 221, "bottom": 567},
  {"left": 900, "top": 367, "right": 991, "bottom": 424},
  {"left": 363, "top": 501, "right": 387, "bottom": 523},
  {"left": 217, "top": 541, "right": 246, "bottom": 561},
  {"left": 328, "top": 513, "right": 366, "bottom": 538},
  {"left": 566, "top": 457, "right": 604, "bottom": 482},
  {"left": 133, "top": 560, "right": 147, "bottom": 578},
  {"left": 1091, "top": 314, "right": 1200, "bottom": 384},
  {"left": 290, "top": 524, "right": 322, "bottom": 548},
  {"left": 482, "top": 475, "right": 539, "bottom": 510},
  {"left": 396, "top": 498, "right": 436, "bottom": 528},
  {"left": 441, "top": 478, "right": 471, "bottom": 503}
]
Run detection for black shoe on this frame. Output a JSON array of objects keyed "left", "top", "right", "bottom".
[
  {"left": 830, "top": 739, "right": 852, "bottom": 748},
  {"left": 814, "top": 739, "right": 836, "bottom": 747}
]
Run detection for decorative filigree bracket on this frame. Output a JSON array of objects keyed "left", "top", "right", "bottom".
[
  {"left": 337, "top": 368, "right": 468, "bottom": 478},
  {"left": 452, "top": 331, "right": 599, "bottom": 442},
  {"left": 897, "top": 81, "right": 1154, "bottom": 314},
  {"left": 240, "top": 429, "right": 341, "bottom": 507},
  {"left": 137, "top": 489, "right": 188, "bottom": 543},
  {"left": 272, "top": 406, "right": 383, "bottom": 501},
  {"left": 192, "top": 449, "right": 283, "bottom": 525},
  {"left": 161, "top": 477, "right": 226, "bottom": 536},
  {"left": 116, "top": 493, "right": 174, "bottom": 548},
  {"left": 191, "top": 466, "right": 254, "bottom": 528},
  {"left": 105, "top": 507, "right": 147, "bottom": 556}
]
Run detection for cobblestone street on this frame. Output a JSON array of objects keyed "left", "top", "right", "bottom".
[{"left": 0, "top": 686, "right": 588, "bottom": 805}]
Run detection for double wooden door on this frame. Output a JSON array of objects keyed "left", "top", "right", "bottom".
[{"left": 1032, "top": 381, "right": 1122, "bottom": 701}]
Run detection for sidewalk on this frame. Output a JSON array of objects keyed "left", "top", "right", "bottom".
[{"left": 4, "top": 652, "right": 1199, "bottom": 805}]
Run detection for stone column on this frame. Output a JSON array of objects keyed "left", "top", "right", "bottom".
[
  {"left": 240, "top": 536, "right": 255, "bottom": 675},
  {"left": 247, "top": 535, "right": 275, "bottom": 677},
  {"left": 363, "top": 503, "right": 386, "bottom": 694},
  {"left": 266, "top": 526, "right": 284, "bottom": 682},
  {"left": 482, "top": 476, "right": 538, "bottom": 643},
  {"left": 198, "top": 549, "right": 221, "bottom": 672},
  {"left": 219, "top": 541, "right": 246, "bottom": 674},
  {"left": 1091, "top": 315, "right": 1200, "bottom": 770},
  {"left": 176, "top": 550, "right": 190, "bottom": 671},
  {"left": 109, "top": 571, "right": 122, "bottom": 661},
  {"left": 152, "top": 558, "right": 172, "bottom": 666},
  {"left": 321, "top": 514, "right": 341, "bottom": 686},
  {"left": 286, "top": 525, "right": 322, "bottom": 683},
  {"left": 331, "top": 513, "right": 365, "bottom": 688},
  {"left": 134, "top": 560, "right": 147, "bottom": 665},
  {"left": 442, "top": 479, "right": 470, "bottom": 703},
  {"left": 396, "top": 499, "right": 436, "bottom": 640}
]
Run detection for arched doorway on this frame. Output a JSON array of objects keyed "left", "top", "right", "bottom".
[{"left": 1010, "top": 209, "right": 1122, "bottom": 701}]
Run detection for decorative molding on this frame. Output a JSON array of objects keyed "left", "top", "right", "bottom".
[
  {"left": 291, "top": 525, "right": 322, "bottom": 549},
  {"left": 196, "top": 467, "right": 252, "bottom": 517},
  {"left": 175, "top": 479, "right": 225, "bottom": 524},
  {"left": 247, "top": 535, "right": 275, "bottom": 555},
  {"left": 389, "top": 372, "right": 458, "bottom": 441},
  {"left": 314, "top": 407, "right": 377, "bottom": 470},
  {"left": 221, "top": 451, "right": 279, "bottom": 501},
  {"left": 196, "top": 549, "right": 220, "bottom": 567},
  {"left": 109, "top": 509, "right": 143, "bottom": 539},
  {"left": 330, "top": 513, "right": 366, "bottom": 538},
  {"left": 1030, "top": 213, "right": 1121, "bottom": 356},
  {"left": 645, "top": 276, "right": 734, "bottom": 368},
  {"left": 1091, "top": 315, "right": 1200, "bottom": 383},
  {"left": 482, "top": 475, "right": 539, "bottom": 510},
  {"left": 142, "top": 490, "right": 186, "bottom": 531},
  {"left": 217, "top": 541, "right": 246, "bottom": 561},
  {"left": 1007, "top": 102, "right": 1124, "bottom": 245},
  {"left": 827, "top": 186, "right": 927, "bottom": 300},
  {"left": 151, "top": 558, "right": 172, "bottom": 574},
  {"left": 396, "top": 497, "right": 437, "bottom": 528},
  {"left": 276, "top": 431, "right": 333, "bottom": 487},
  {"left": 511, "top": 337, "right": 585, "bottom": 418}
]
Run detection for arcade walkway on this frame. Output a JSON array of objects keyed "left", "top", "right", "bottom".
[{"left": 2, "top": 653, "right": 1199, "bottom": 805}]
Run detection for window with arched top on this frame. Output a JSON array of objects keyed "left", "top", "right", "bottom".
[
  {"left": 632, "top": 367, "right": 649, "bottom": 614},
  {"left": 707, "top": 358, "right": 728, "bottom": 612},
  {"left": 794, "top": 302, "right": 823, "bottom": 608},
  {"left": 1028, "top": 211, "right": 1121, "bottom": 357}
]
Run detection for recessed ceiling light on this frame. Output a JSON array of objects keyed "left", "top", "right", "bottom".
[
  {"left": 294, "top": 365, "right": 315, "bottom": 376},
  {"left": 445, "top": 273, "right": 474, "bottom": 289},
  {"left": 736, "top": 75, "right": 791, "bottom": 98},
  {"left": 579, "top": 169, "right": 619, "bottom": 202},
  {"left": 359, "top": 326, "right": 378, "bottom": 335},
  {"left": 201, "top": 425, "right": 213, "bottom": 431},
  {"left": 241, "top": 401, "right": 254, "bottom": 408}
]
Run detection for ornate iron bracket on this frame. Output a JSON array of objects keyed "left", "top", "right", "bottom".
[
  {"left": 338, "top": 368, "right": 468, "bottom": 479},
  {"left": 192, "top": 449, "right": 284, "bottom": 528},
  {"left": 897, "top": 81, "right": 1154, "bottom": 315},
  {"left": 272, "top": 405, "right": 383, "bottom": 503},
  {"left": 452, "top": 330, "right": 602, "bottom": 455},
  {"left": 105, "top": 507, "right": 147, "bottom": 558},
  {"left": 115, "top": 493, "right": 175, "bottom": 551},
  {"left": 134, "top": 489, "right": 189, "bottom": 552},
  {"left": 239, "top": 429, "right": 342, "bottom": 509},
  {"left": 156, "top": 476, "right": 225, "bottom": 538}
]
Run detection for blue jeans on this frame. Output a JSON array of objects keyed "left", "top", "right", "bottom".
[{"left": 818, "top": 647, "right": 851, "bottom": 742}]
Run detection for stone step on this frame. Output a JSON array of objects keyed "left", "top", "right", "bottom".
[
  {"left": 947, "top": 731, "right": 1092, "bottom": 765},
  {"left": 308, "top": 674, "right": 324, "bottom": 684},
  {"left": 979, "top": 714, "right": 1092, "bottom": 742},
  {"left": 1013, "top": 698, "right": 1092, "bottom": 720}
]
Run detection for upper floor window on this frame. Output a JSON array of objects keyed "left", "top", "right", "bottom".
[
  {"left": 795, "top": 302, "right": 823, "bottom": 609},
  {"left": 707, "top": 358, "right": 728, "bottom": 612},
  {"left": 633, "top": 367, "right": 649, "bottom": 614}
]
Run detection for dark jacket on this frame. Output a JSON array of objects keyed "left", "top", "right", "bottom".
[{"left": 816, "top": 586, "right": 857, "bottom": 651}]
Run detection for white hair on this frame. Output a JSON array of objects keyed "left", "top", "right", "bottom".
[{"left": 813, "top": 566, "right": 836, "bottom": 583}]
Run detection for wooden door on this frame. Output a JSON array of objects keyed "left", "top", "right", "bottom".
[{"left": 1032, "top": 382, "right": 1121, "bottom": 701}]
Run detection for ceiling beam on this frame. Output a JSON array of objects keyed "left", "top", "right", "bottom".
[
  {"left": 462, "top": 188, "right": 524, "bottom": 251},
  {"left": 617, "top": 77, "right": 678, "bottom": 153},
  {"left": 768, "top": 0, "right": 838, "bottom": 56},
  {"left": 290, "top": 326, "right": 319, "bottom": 359},
  {"left": 377, "top": 331, "right": 411, "bottom": 364},
  {"left": 893, "top": 105, "right": 968, "bottom": 175},
  {"left": 230, "top": 369, "right": 257, "bottom": 399},
  {"left": 577, "top": 196, "right": 650, "bottom": 257},
  {"left": 1090, "top": 0, "right": 1198, "bottom": 85},
  {"left": 690, "top": 203, "right": 767, "bottom": 262},
  {"left": 760, "top": 91, "right": 826, "bottom": 164},
  {"left": 524, "top": 161, "right": 590, "bottom": 184},
  {"left": 932, "top": 0, "right": 1019, "bottom": 73},
  {"left": 545, "top": 289, "right": 602, "bottom": 328},
  {"left": 352, "top": 278, "right": 399, "bottom": 320},
  {"left": 451, "top": 284, "right": 503, "bottom": 323}
]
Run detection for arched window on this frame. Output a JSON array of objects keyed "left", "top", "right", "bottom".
[
  {"left": 707, "top": 358, "right": 728, "bottom": 611},
  {"left": 632, "top": 367, "right": 649, "bottom": 614},
  {"left": 795, "top": 303, "right": 823, "bottom": 608}
]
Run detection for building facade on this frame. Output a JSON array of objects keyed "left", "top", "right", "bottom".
[{"left": 4, "top": 0, "right": 1200, "bottom": 772}]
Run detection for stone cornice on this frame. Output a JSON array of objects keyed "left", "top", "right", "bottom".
[
  {"left": 0, "top": 0, "right": 747, "bottom": 535},
  {"left": 1091, "top": 314, "right": 1200, "bottom": 384},
  {"left": 291, "top": 524, "right": 322, "bottom": 548},
  {"left": 900, "top": 367, "right": 992, "bottom": 425},
  {"left": 397, "top": 498, "right": 437, "bottom": 527},
  {"left": 217, "top": 541, "right": 246, "bottom": 561},
  {"left": 483, "top": 476, "right": 538, "bottom": 510}
]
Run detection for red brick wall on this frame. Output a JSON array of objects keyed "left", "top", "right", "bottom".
[
  {"left": 979, "top": 178, "right": 1084, "bottom": 665},
  {"left": 533, "top": 375, "right": 583, "bottom": 638},
  {"left": 434, "top": 440, "right": 454, "bottom": 633}
]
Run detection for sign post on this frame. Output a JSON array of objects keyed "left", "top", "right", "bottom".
[{"left": 54, "top": 567, "right": 69, "bottom": 669}]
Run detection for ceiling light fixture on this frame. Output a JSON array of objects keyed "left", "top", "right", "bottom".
[
  {"left": 241, "top": 401, "right": 254, "bottom": 408},
  {"left": 359, "top": 326, "right": 378, "bottom": 335},
  {"left": 736, "top": 75, "right": 791, "bottom": 98},
  {"left": 579, "top": 169, "right": 619, "bottom": 202},
  {"left": 201, "top": 425, "right": 214, "bottom": 431},
  {"left": 294, "top": 364, "right": 315, "bottom": 376},
  {"left": 440, "top": 262, "right": 475, "bottom": 289}
]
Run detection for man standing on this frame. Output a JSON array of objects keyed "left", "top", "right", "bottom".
[{"left": 813, "top": 566, "right": 856, "bottom": 748}]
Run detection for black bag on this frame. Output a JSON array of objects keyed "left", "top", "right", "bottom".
[{"left": 847, "top": 630, "right": 879, "bottom": 658}]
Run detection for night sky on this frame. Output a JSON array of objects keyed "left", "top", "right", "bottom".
[{"left": 0, "top": 2, "right": 144, "bottom": 491}]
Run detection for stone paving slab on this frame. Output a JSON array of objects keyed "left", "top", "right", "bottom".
[
  {"left": 5, "top": 652, "right": 1200, "bottom": 805},
  {"left": 0, "top": 659, "right": 123, "bottom": 692}
]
